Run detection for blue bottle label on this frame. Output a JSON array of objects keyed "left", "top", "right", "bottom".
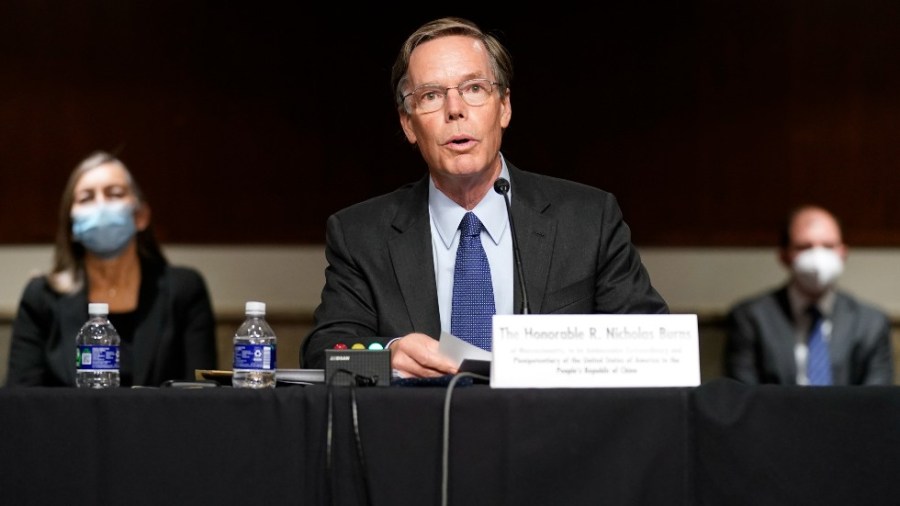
[
  {"left": 76, "top": 345, "right": 120, "bottom": 371},
  {"left": 233, "top": 344, "right": 276, "bottom": 370}
]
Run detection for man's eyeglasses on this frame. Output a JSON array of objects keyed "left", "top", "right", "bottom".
[{"left": 402, "top": 78, "right": 500, "bottom": 114}]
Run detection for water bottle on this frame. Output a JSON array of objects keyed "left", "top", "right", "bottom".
[
  {"left": 75, "top": 302, "right": 121, "bottom": 388},
  {"left": 232, "top": 301, "right": 277, "bottom": 388}
]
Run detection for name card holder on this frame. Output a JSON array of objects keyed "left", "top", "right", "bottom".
[{"left": 490, "top": 314, "right": 700, "bottom": 388}]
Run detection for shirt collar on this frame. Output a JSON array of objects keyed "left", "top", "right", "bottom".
[
  {"left": 430, "top": 156, "right": 510, "bottom": 249},
  {"left": 787, "top": 282, "right": 836, "bottom": 319}
]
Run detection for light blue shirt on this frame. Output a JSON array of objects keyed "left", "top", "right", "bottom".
[{"left": 429, "top": 158, "right": 515, "bottom": 335}]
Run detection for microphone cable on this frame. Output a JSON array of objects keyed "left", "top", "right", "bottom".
[
  {"left": 326, "top": 368, "right": 376, "bottom": 506},
  {"left": 441, "top": 371, "right": 489, "bottom": 506}
]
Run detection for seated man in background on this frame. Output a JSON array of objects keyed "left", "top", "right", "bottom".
[{"left": 724, "top": 204, "right": 894, "bottom": 385}]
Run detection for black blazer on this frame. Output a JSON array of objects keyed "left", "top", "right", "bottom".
[
  {"left": 5, "top": 260, "right": 217, "bottom": 387},
  {"left": 301, "top": 163, "right": 669, "bottom": 369},
  {"left": 724, "top": 285, "right": 894, "bottom": 385}
]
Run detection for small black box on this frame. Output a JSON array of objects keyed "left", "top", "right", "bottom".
[{"left": 324, "top": 349, "right": 392, "bottom": 386}]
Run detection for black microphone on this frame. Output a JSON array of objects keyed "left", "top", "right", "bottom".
[{"left": 494, "top": 177, "right": 530, "bottom": 314}]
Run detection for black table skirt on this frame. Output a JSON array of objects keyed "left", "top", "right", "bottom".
[{"left": 2, "top": 379, "right": 899, "bottom": 506}]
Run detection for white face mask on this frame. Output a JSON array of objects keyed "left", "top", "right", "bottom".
[{"left": 792, "top": 246, "right": 844, "bottom": 294}]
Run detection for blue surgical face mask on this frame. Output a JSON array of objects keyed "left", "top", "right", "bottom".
[{"left": 71, "top": 201, "right": 137, "bottom": 259}]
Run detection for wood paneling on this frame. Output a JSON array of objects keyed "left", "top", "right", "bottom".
[{"left": 2, "top": 2, "right": 898, "bottom": 246}]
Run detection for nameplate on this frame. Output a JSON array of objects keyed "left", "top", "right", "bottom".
[{"left": 490, "top": 314, "right": 700, "bottom": 388}]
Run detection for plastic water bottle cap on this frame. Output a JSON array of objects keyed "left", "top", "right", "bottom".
[
  {"left": 88, "top": 303, "right": 109, "bottom": 315},
  {"left": 245, "top": 301, "right": 266, "bottom": 315}
]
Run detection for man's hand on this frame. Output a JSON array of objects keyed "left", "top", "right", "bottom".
[{"left": 389, "top": 333, "right": 459, "bottom": 378}]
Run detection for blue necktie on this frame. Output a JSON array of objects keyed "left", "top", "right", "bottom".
[
  {"left": 807, "top": 306, "right": 833, "bottom": 386},
  {"left": 451, "top": 212, "right": 496, "bottom": 351}
]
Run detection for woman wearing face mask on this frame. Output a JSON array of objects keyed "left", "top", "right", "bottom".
[
  {"left": 724, "top": 205, "right": 894, "bottom": 386},
  {"left": 5, "top": 151, "right": 218, "bottom": 387}
]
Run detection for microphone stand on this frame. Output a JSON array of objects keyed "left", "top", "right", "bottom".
[{"left": 494, "top": 178, "right": 530, "bottom": 315}]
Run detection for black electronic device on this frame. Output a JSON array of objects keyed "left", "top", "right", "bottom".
[{"left": 324, "top": 349, "right": 392, "bottom": 386}]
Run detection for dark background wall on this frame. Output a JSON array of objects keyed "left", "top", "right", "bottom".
[{"left": 2, "top": 1, "right": 898, "bottom": 246}]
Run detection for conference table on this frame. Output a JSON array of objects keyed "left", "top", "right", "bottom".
[{"left": 2, "top": 379, "right": 899, "bottom": 506}]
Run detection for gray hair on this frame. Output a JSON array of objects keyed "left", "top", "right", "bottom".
[{"left": 391, "top": 17, "right": 513, "bottom": 114}]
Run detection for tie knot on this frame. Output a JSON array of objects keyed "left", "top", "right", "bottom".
[
  {"left": 807, "top": 305, "right": 823, "bottom": 321},
  {"left": 459, "top": 212, "right": 483, "bottom": 237}
]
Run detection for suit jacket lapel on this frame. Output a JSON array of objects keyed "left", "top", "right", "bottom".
[
  {"left": 58, "top": 291, "right": 89, "bottom": 385},
  {"left": 388, "top": 175, "right": 442, "bottom": 337},
  {"left": 827, "top": 292, "right": 854, "bottom": 384},
  {"left": 132, "top": 264, "right": 165, "bottom": 386},
  {"left": 506, "top": 164, "right": 555, "bottom": 314},
  {"left": 389, "top": 165, "right": 557, "bottom": 330},
  {"left": 771, "top": 287, "right": 800, "bottom": 383}
]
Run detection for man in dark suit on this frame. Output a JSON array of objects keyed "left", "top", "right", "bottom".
[
  {"left": 301, "top": 17, "right": 668, "bottom": 377},
  {"left": 724, "top": 205, "right": 894, "bottom": 385}
]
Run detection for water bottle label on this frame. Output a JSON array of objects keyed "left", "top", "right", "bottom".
[
  {"left": 233, "top": 344, "right": 276, "bottom": 370},
  {"left": 76, "top": 345, "right": 120, "bottom": 371}
]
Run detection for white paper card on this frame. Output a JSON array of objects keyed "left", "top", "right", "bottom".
[
  {"left": 438, "top": 330, "right": 493, "bottom": 364},
  {"left": 490, "top": 314, "right": 700, "bottom": 388}
]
